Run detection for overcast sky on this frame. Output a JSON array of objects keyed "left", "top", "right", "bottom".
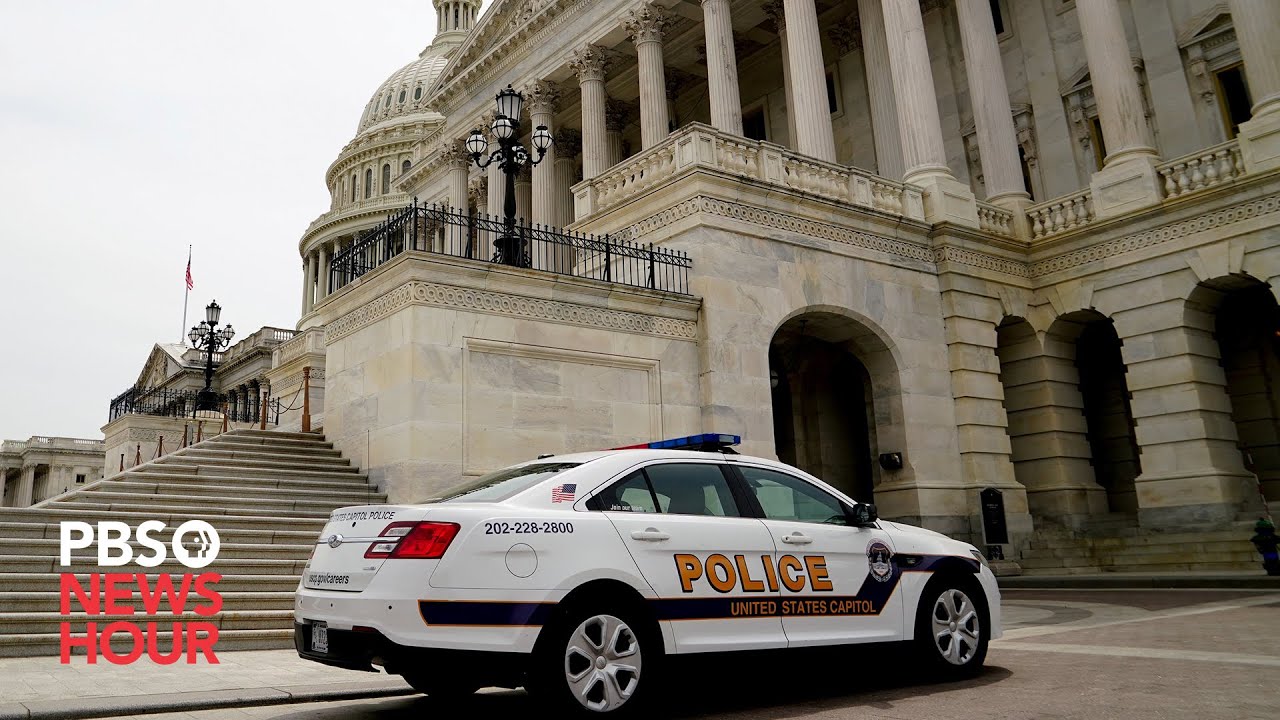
[{"left": 0, "top": 1, "right": 448, "bottom": 441}]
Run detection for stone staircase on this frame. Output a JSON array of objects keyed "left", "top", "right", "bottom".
[
  {"left": 0, "top": 429, "right": 382, "bottom": 657},
  {"left": 1018, "top": 512, "right": 1265, "bottom": 575}
]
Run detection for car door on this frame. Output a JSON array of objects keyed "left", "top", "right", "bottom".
[
  {"left": 731, "top": 463, "right": 904, "bottom": 648},
  {"left": 588, "top": 460, "right": 786, "bottom": 653}
]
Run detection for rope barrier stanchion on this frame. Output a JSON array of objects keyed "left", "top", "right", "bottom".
[
  {"left": 260, "top": 388, "right": 269, "bottom": 430},
  {"left": 134, "top": 444, "right": 141, "bottom": 468},
  {"left": 302, "top": 367, "right": 312, "bottom": 433},
  {"left": 119, "top": 454, "right": 124, "bottom": 472}
]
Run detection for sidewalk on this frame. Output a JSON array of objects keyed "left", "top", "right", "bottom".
[
  {"left": 0, "top": 649, "right": 413, "bottom": 720},
  {"left": 998, "top": 570, "right": 1280, "bottom": 589}
]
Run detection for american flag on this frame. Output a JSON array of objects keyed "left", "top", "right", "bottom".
[
  {"left": 551, "top": 483, "right": 577, "bottom": 503},
  {"left": 185, "top": 258, "right": 194, "bottom": 290}
]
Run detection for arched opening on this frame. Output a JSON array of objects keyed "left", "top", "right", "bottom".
[
  {"left": 364, "top": 168, "right": 372, "bottom": 199},
  {"left": 1051, "top": 310, "right": 1142, "bottom": 514},
  {"left": 381, "top": 163, "right": 391, "bottom": 194},
  {"left": 769, "top": 311, "right": 896, "bottom": 503},
  {"left": 1192, "top": 277, "right": 1280, "bottom": 501}
]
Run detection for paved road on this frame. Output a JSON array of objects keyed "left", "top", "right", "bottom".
[{"left": 103, "top": 589, "right": 1280, "bottom": 720}]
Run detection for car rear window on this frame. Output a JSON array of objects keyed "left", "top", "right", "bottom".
[{"left": 428, "top": 462, "right": 582, "bottom": 504}]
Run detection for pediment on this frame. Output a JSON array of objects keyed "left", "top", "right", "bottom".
[
  {"left": 430, "top": 0, "right": 571, "bottom": 99},
  {"left": 1177, "top": 4, "right": 1232, "bottom": 48},
  {"left": 135, "top": 344, "right": 182, "bottom": 389}
]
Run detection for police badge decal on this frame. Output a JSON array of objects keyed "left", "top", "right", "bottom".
[{"left": 866, "top": 540, "right": 893, "bottom": 583}]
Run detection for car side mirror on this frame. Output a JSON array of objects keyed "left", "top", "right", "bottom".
[{"left": 849, "top": 502, "right": 878, "bottom": 526}]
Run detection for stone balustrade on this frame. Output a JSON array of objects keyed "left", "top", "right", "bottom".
[
  {"left": 574, "top": 123, "right": 924, "bottom": 223},
  {"left": 5, "top": 437, "right": 104, "bottom": 452},
  {"left": 221, "top": 327, "right": 297, "bottom": 363},
  {"left": 273, "top": 326, "right": 325, "bottom": 367},
  {"left": 303, "top": 193, "right": 411, "bottom": 241},
  {"left": 976, "top": 201, "right": 1015, "bottom": 238},
  {"left": 1157, "top": 140, "right": 1243, "bottom": 200},
  {"left": 1027, "top": 189, "right": 1095, "bottom": 240}
]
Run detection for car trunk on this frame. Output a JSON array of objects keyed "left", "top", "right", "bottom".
[{"left": 303, "top": 505, "right": 432, "bottom": 592}]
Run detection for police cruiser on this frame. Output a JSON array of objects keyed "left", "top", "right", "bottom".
[{"left": 295, "top": 434, "right": 1000, "bottom": 714}]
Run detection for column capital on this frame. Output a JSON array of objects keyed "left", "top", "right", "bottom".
[
  {"left": 555, "top": 128, "right": 583, "bottom": 157},
  {"left": 761, "top": 0, "right": 785, "bottom": 31},
  {"left": 468, "top": 175, "right": 488, "bottom": 203},
  {"left": 625, "top": 3, "right": 672, "bottom": 44},
  {"left": 439, "top": 138, "right": 470, "bottom": 168},
  {"left": 605, "top": 98, "right": 631, "bottom": 132},
  {"left": 522, "top": 79, "right": 561, "bottom": 116},
  {"left": 479, "top": 110, "right": 499, "bottom": 140},
  {"left": 570, "top": 44, "right": 611, "bottom": 83},
  {"left": 828, "top": 14, "right": 861, "bottom": 54},
  {"left": 516, "top": 162, "right": 533, "bottom": 183}
]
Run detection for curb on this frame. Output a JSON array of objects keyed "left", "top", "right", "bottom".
[
  {"left": 0, "top": 680, "right": 415, "bottom": 720},
  {"left": 998, "top": 574, "right": 1280, "bottom": 589}
]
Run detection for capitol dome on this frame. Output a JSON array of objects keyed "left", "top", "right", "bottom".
[{"left": 354, "top": 47, "right": 451, "bottom": 137}]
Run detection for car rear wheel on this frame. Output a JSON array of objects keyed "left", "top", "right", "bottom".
[
  {"left": 529, "top": 605, "right": 656, "bottom": 715},
  {"left": 914, "top": 577, "right": 988, "bottom": 679}
]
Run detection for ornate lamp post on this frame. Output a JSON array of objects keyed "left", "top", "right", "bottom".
[
  {"left": 187, "top": 300, "right": 235, "bottom": 411},
  {"left": 466, "top": 85, "right": 554, "bottom": 266}
]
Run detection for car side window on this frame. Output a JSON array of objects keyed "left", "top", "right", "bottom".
[
  {"left": 738, "top": 466, "right": 850, "bottom": 525},
  {"left": 644, "top": 463, "right": 739, "bottom": 517},
  {"left": 587, "top": 463, "right": 740, "bottom": 517}
]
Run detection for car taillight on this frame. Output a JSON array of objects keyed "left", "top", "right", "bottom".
[{"left": 364, "top": 521, "right": 460, "bottom": 559}]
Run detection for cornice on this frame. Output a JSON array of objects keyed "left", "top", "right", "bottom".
[
  {"left": 301, "top": 195, "right": 411, "bottom": 251},
  {"left": 325, "top": 280, "right": 698, "bottom": 345}
]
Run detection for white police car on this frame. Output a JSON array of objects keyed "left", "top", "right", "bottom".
[{"left": 295, "top": 434, "right": 1000, "bottom": 714}]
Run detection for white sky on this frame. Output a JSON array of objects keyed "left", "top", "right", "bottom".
[{"left": 0, "top": 0, "right": 441, "bottom": 441}]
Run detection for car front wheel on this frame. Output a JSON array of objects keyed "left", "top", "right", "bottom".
[{"left": 914, "top": 577, "right": 989, "bottom": 678}]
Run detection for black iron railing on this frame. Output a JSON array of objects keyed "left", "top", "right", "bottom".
[
  {"left": 108, "top": 386, "right": 212, "bottom": 422},
  {"left": 329, "top": 201, "right": 692, "bottom": 295}
]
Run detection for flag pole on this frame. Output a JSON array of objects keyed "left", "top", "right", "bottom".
[{"left": 181, "top": 245, "right": 191, "bottom": 343}]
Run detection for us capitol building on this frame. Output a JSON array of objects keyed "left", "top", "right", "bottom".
[{"left": 115, "top": 0, "right": 1280, "bottom": 567}]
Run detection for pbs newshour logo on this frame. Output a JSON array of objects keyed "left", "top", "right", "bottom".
[{"left": 58, "top": 520, "right": 223, "bottom": 664}]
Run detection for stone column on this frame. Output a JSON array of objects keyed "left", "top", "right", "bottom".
[
  {"left": 762, "top": 1, "right": 798, "bottom": 150},
  {"left": 626, "top": 4, "right": 672, "bottom": 150},
  {"left": 782, "top": 0, "right": 836, "bottom": 161},
  {"left": 554, "top": 129, "right": 582, "bottom": 228},
  {"left": 469, "top": 176, "right": 488, "bottom": 260},
  {"left": 301, "top": 254, "right": 314, "bottom": 314},
  {"left": 1076, "top": 0, "right": 1165, "bottom": 216},
  {"left": 605, "top": 99, "right": 628, "bottom": 166},
  {"left": 955, "top": 0, "right": 1029, "bottom": 210},
  {"left": 1114, "top": 300, "right": 1255, "bottom": 527},
  {"left": 487, "top": 161, "right": 503, "bottom": 260},
  {"left": 515, "top": 162, "right": 532, "bottom": 225},
  {"left": 880, "top": 0, "right": 978, "bottom": 226},
  {"left": 856, "top": 0, "right": 903, "bottom": 180},
  {"left": 15, "top": 465, "right": 34, "bottom": 508},
  {"left": 443, "top": 140, "right": 469, "bottom": 253},
  {"left": 700, "top": 0, "right": 744, "bottom": 135},
  {"left": 525, "top": 80, "right": 560, "bottom": 227},
  {"left": 571, "top": 44, "right": 610, "bottom": 179},
  {"left": 1228, "top": 0, "right": 1280, "bottom": 171},
  {"left": 317, "top": 245, "right": 330, "bottom": 300}
]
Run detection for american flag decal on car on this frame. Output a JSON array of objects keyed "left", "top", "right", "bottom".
[{"left": 551, "top": 484, "right": 576, "bottom": 503}]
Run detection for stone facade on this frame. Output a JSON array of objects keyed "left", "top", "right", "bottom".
[
  {"left": 281, "top": 0, "right": 1280, "bottom": 560},
  {"left": 0, "top": 436, "right": 104, "bottom": 508}
]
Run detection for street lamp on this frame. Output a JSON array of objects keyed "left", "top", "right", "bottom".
[
  {"left": 466, "top": 85, "right": 554, "bottom": 266},
  {"left": 187, "top": 300, "right": 235, "bottom": 411}
]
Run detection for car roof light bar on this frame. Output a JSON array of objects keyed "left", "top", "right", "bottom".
[{"left": 610, "top": 433, "right": 742, "bottom": 453}]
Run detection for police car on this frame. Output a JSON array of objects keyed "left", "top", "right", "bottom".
[{"left": 295, "top": 434, "right": 1000, "bottom": 714}]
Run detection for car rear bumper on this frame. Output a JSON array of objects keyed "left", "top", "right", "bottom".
[{"left": 294, "top": 622, "right": 528, "bottom": 682}]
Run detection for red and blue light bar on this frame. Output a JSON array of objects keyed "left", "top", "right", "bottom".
[{"left": 611, "top": 433, "right": 741, "bottom": 452}]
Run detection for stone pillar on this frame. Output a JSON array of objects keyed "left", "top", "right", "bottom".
[
  {"left": 1229, "top": 0, "right": 1280, "bottom": 171},
  {"left": 762, "top": 1, "right": 798, "bottom": 150},
  {"left": 782, "top": 0, "right": 836, "bottom": 161},
  {"left": 626, "top": 4, "right": 672, "bottom": 150},
  {"left": 445, "top": 140, "right": 470, "bottom": 253},
  {"left": 856, "top": 0, "right": 902, "bottom": 180},
  {"left": 525, "top": 80, "right": 560, "bottom": 228},
  {"left": 1131, "top": 0, "right": 1208, "bottom": 157},
  {"left": 469, "top": 176, "right": 488, "bottom": 260},
  {"left": 317, "top": 245, "right": 330, "bottom": 300},
  {"left": 1077, "top": 0, "right": 1163, "bottom": 216},
  {"left": 1114, "top": 300, "right": 1255, "bottom": 527},
  {"left": 554, "top": 129, "right": 582, "bottom": 228},
  {"left": 515, "top": 162, "right": 532, "bottom": 225},
  {"left": 571, "top": 44, "right": 610, "bottom": 179},
  {"left": 700, "top": 0, "right": 744, "bottom": 135},
  {"left": 955, "top": 0, "right": 1030, "bottom": 214},
  {"left": 487, "top": 160, "right": 504, "bottom": 260},
  {"left": 15, "top": 465, "right": 34, "bottom": 508},
  {"left": 301, "top": 254, "right": 314, "bottom": 314},
  {"left": 605, "top": 99, "right": 628, "bottom": 166},
  {"left": 880, "top": 0, "right": 978, "bottom": 226}
]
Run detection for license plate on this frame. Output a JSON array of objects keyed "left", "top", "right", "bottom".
[{"left": 311, "top": 622, "right": 328, "bottom": 653}]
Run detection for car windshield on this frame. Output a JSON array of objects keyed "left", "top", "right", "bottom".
[{"left": 428, "top": 462, "right": 582, "bottom": 504}]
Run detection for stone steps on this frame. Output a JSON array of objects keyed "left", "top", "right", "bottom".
[{"left": 0, "top": 428, "right": 377, "bottom": 657}]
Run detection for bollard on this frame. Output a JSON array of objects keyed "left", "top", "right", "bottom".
[
  {"left": 119, "top": 454, "right": 124, "bottom": 472},
  {"left": 260, "top": 388, "right": 269, "bottom": 430},
  {"left": 302, "top": 367, "right": 312, "bottom": 433},
  {"left": 134, "top": 444, "right": 141, "bottom": 468},
  {"left": 157, "top": 436, "right": 164, "bottom": 458}
]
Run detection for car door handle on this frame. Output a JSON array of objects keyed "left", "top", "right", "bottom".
[
  {"left": 631, "top": 528, "right": 670, "bottom": 541},
  {"left": 781, "top": 533, "right": 813, "bottom": 545}
]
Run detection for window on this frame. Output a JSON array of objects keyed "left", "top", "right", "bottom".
[
  {"left": 430, "top": 462, "right": 582, "bottom": 503},
  {"left": 350, "top": 174, "right": 357, "bottom": 202},
  {"left": 381, "top": 163, "right": 391, "bottom": 194},
  {"left": 398, "top": 90, "right": 406, "bottom": 104},
  {"left": 414, "top": 86, "right": 422, "bottom": 101},
  {"left": 1215, "top": 64, "right": 1253, "bottom": 138},
  {"left": 454, "top": 5, "right": 459, "bottom": 28},
  {"left": 738, "top": 466, "right": 850, "bottom": 525},
  {"left": 75, "top": 474, "right": 86, "bottom": 484},
  {"left": 589, "top": 464, "right": 740, "bottom": 517},
  {"left": 364, "top": 169, "right": 372, "bottom": 199},
  {"left": 825, "top": 69, "right": 839, "bottom": 115},
  {"left": 989, "top": 0, "right": 1004, "bottom": 36},
  {"left": 402, "top": 159, "right": 411, "bottom": 175},
  {"left": 743, "top": 102, "right": 767, "bottom": 142},
  {"left": 1088, "top": 116, "right": 1106, "bottom": 170},
  {"left": 384, "top": 93, "right": 392, "bottom": 109}
]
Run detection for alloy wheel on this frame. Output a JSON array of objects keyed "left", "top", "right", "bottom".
[{"left": 562, "top": 613, "right": 643, "bottom": 712}]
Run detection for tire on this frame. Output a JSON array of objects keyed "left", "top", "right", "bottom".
[
  {"left": 401, "top": 671, "right": 480, "bottom": 700},
  {"left": 527, "top": 602, "right": 659, "bottom": 715},
  {"left": 913, "top": 575, "right": 989, "bottom": 679}
]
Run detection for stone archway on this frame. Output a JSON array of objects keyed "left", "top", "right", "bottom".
[
  {"left": 768, "top": 311, "right": 901, "bottom": 503},
  {"left": 1189, "top": 276, "right": 1280, "bottom": 502}
]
